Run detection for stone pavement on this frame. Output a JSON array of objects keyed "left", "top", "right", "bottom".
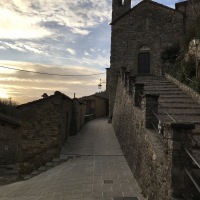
[{"left": 0, "top": 118, "right": 145, "bottom": 200}]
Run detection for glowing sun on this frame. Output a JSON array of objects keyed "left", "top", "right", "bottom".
[{"left": 0, "top": 90, "right": 8, "bottom": 99}]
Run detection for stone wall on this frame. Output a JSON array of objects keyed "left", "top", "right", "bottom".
[
  {"left": 81, "top": 92, "right": 109, "bottom": 118},
  {"left": 17, "top": 92, "right": 73, "bottom": 174},
  {"left": 0, "top": 115, "right": 20, "bottom": 165},
  {"left": 175, "top": 0, "right": 200, "bottom": 36},
  {"left": 112, "top": 70, "right": 196, "bottom": 199},
  {"left": 71, "top": 99, "right": 86, "bottom": 135}
]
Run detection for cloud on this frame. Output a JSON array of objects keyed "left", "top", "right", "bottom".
[
  {"left": 71, "top": 28, "right": 91, "bottom": 35},
  {"left": 0, "top": 6, "right": 52, "bottom": 39},
  {"left": 84, "top": 52, "right": 91, "bottom": 56},
  {"left": 66, "top": 48, "right": 76, "bottom": 55},
  {"left": 0, "top": 41, "right": 25, "bottom": 52},
  {"left": 0, "top": 0, "right": 111, "bottom": 40},
  {"left": 23, "top": 45, "right": 45, "bottom": 54},
  {"left": 0, "top": 46, "right": 6, "bottom": 50},
  {"left": 0, "top": 60, "right": 106, "bottom": 103},
  {"left": 0, "top": 41, "right": 48, "bottom": 56}
]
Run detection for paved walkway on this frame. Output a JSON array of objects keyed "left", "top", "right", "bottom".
[{"left": 0, "top": 118, "right": 145, "bottom": 200}]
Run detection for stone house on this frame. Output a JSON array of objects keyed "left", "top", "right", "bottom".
[
  {"left": 71, "top": 98, "right": 86, "bottom": 135},
  {"left": 0, "top": 113, "right": 21, "bottom": 166},
  {"left": 109, "top": 0, "right": 199, "bottom": 118},
  {"left": 17, "top": 91, "right": 73, "bottom": 174},
  {"left": 80, "top": 91, "right": 109, "bottom": 118}
]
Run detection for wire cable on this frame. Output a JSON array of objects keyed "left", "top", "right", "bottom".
[{"left": 0, "top": 66, "right": 105, "bottom": 77}]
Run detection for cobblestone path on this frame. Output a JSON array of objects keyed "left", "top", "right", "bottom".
[{"left": 0, "top": 118, "right": 145, "bottom": 200}]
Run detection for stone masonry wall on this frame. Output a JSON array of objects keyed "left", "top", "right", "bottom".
[
  {"left": 17, "top": 93, "right": 72, "bottom": 174},
  {"left": 112, "top": 71, "right": 196, "bottom": 199},
  {"left": 112, "top": 76, "right": 171, "bottom": 200},
  {"left": 0, "top": 123, "right": 20, "bottom": 165},
  {"left": 71, "top": 99, "right": 86, "bottom": 135}
]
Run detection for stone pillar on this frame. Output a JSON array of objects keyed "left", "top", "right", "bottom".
[
  {"left": 163, "top": 123, "right": 195, "bottom": 199},
  {"left": 142, "top": 93, "right": 159, "bottom": 129},
  {"left": 124, "top": 71, "right": 130, "bottom": 87},
  {"left": 120, "top": 67, "right": 126, "bottom": 82},
  {"left": 105, "top": 68, "right": 110, "bottom": 91},
  {"left": 127, "top": 76, "right": 136, "bottom": 95},
  {"left": 133, "top": 83, "right": 144, "bottom": 107}
]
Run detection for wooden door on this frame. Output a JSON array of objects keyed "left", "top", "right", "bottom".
[{"left": 138, "top": 52, "right": 150, "bottom": 74}]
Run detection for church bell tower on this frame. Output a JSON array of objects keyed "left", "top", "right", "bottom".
[{"left": 112, "top": 0, "right": 131, "bottom": 22}]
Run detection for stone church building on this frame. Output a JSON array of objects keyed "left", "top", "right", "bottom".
[{"left": 109, "top": 0, "right": 197, "bottom": 117}]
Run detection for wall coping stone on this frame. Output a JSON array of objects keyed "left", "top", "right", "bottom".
[
  {"left": 165, "top": 73, "right": 200, "bottom": 104},
  {"left": 143, "top": 93, "right": 160, "bottom": 98},
  {"left": 163, "top": 122, "right": 195, "bottom": 130}
]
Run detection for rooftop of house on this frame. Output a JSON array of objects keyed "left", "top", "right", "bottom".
[
  {"left": 17, "top": 91, "right": 72, "bottom": 109},
  {"left": 79, "top": 91, "right": 109, "bottom": 101}
]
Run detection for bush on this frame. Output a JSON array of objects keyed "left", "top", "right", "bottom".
[
  {"left": 182, "top": 56, "right": 196, "bottom": 78},
  {"left": 160, "top": 43, "right": 180, "bottom": 64},
  {"left": 0, "top": 98, "right": 18, "bottom": 116}
]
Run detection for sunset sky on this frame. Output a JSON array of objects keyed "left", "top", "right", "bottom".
[{"left": 0, "top": 0, "right": 180, "bottom": 104}]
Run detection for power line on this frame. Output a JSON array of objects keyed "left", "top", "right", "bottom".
[{"left": 0, "top": 66, "right": 105, "bottom": 77}]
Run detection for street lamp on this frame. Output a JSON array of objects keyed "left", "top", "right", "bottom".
[
  {"left": 193, "top": 37, "right": 200, "bottom": 78},
  {"left": 98, "top": 79, "right": 102, "bottom": 89}
]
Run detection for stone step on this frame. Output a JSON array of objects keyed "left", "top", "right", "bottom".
[
  {"left": 160, "top": 95, "right": 191, "bottom": 98},
  {"left": 24, "top": 174, "right": 32, "bottom": 180},
  {"left": 160, "top": 101, "right": 200, "bottom": 105},
  {"left": 145, "top": 85, "right": 179, "bottom": 88},
  {"left": 52, "top": 158, "right": 61, "bottom": 166},
  {"left": 159, "top": 107, "right": 200, "bottom": 112},
  {"left": 38, "top": 166, "right": 47, "bottom": 172},
  {"left": 31, "top": 170, "right": 39, "bottom": 176},
  {"left": 145, "top": 91, "right": 185, "bottom": 95},
  {"left": 45, "top": 162, "right": 54, "bottom": 169},
  {"left": 138, "top": 82, "right": 173, "bottom": 85},
  {"left": 158, "top": 111, "right": 200, "bottom": 116},
  {"left": 160, "top": 99, "right": 197, "bottom": 104},
  {"left": 59, "top": 154, "right": 69, "bottom": 161},
  {"left": 144, "top": 88, "right": 181, "bottom": 92},
  {"left": 159, "top": 105, "right": 200, "bottom": 109}
]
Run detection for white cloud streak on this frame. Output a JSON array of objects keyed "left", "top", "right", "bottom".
[{"left": 66, "top": 48, "right": 76, "bottom": 55}]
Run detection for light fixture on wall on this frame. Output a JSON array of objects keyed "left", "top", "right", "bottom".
[
  {"left": 98, "top": 79, "right": 106, "bottom": 89},
  {"left": 193, "top": 37, "right": 200, "bottom": 78},
  {"left": 98, "top": 79, "right": 102, "bottom": 89}
]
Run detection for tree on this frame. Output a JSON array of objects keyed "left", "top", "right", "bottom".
[{"left": 0, "top": 98, "right": 18, "bottom": 116}]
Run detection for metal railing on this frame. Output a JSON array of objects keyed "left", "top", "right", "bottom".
[
  {"left": 166, "top": 68, "right": 199, "bottom": 92},
  {"left": 184, "top": 147, "right": 200, "bottom": 194},
  {"left": 150, "top": 102, "right": 176, "bottom": 135}
]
